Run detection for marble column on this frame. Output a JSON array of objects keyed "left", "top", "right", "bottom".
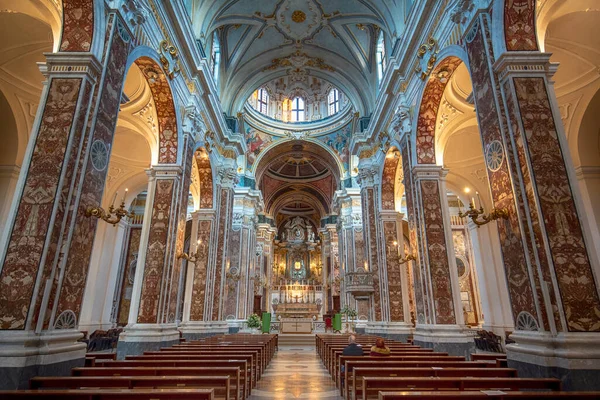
[
  {"left": 357, "top": 157, "right": 391, "bottom": 329},
  {"left": 333, "top": 189, "right": 364, "bottom": 312},
  {"left": 205, "top": 163, "right": 238, "bottom": 327},
  {"left": 0, "top": 14, "right": 132, "bottom": 388},
  {"left": 179, "top": 209, "right": 216, "bottom": 339},
  {"left": 410, "top": 165, "right": 472, "bottom": 356},
  {"left": 223, "top": 188, "right": 262, "bottom": 324},
  {"left": 256, "top": 223, "right": 276, "bottom": 316},
  {"left": 465, "top": 13, "right": 600, "bottom": 388},
  {"left": 380, "top": 210, "right": 412, "bottom": 328}
]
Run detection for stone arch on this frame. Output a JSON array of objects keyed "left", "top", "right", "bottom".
[
  {"left": 503, "top": 0, "right": 538, "bottom": 52},
  {"left": 126, "top": 48, "right": 179, "bottom": 165},
  {"left": 252, "top": 138, "right": 345, "bottom": 183},
  {"left": 381, "top": 147, "right": 403, "bottom": 211},
  {"left": 59, "top": 0, "right": 106, "bottom": 58},
  {"left": 415, "top": 56, "right": 464, "bottom": 165}
]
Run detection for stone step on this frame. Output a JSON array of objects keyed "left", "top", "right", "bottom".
[{"left": 278, "top": 334, "right": 316, "bottom": 347}]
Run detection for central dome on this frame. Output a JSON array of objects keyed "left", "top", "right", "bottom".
[{"left": 247, "top": 75, "right": 349, "bottom": 124}]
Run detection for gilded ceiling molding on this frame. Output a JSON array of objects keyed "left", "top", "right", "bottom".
[
  {"left": 263, "top": 49, "right": 335, "bottom": 72},
  {"left": 159, "top": 40, "right": 181, "bottom": 80},
  {"left": 415, "top": 38, "right": 439, "bottom": 81}
]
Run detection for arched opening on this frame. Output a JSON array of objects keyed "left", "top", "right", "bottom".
[
  {"left": 79, "top": 54, "right": 181, "bottom": 331},
  {"left": 254, "top": 140, "right": 342, "bottom": 320},
  {"left": 413, "top": 56, "right": 512, "bottom": 335},
  {"left": 0, "top": 10, "right": 54, "bottom": 233}
]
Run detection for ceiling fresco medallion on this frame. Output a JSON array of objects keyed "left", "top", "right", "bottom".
[
  {"left": 276, "top": 0, "right": 322, "bottom": 41},
  {"left": 292, "top": 10, "right": 306, "bottom": 23}
]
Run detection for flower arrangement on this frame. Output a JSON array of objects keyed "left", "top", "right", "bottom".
[{"left": 247, "top": 313, "right": 261, "bottom": 329}]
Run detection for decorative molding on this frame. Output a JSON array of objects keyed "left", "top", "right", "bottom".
[
  {"left": 415, "top": 38, "right": 438, "bottom": 81},
  {"left": 263, "top": 49, "right": 335, "bottom": 73}
]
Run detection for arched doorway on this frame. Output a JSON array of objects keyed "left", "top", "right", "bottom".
[{"left": 254, "top": 140, "right": 341, "bottom": 329}]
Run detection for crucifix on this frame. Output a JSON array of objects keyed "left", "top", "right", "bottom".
[{"left": 293, "top": 294, "right": 301, "bottom": 303}]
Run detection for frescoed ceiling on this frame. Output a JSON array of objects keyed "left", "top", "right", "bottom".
[
  {"left": 256, "top": 140, "right": 340, "bottom": 224},
  {"left": 188, "top": 0, "right": 409, "bottom": 115}
]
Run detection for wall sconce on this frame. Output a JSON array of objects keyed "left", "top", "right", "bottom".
[
  {"left": 85, "top": 188, "right": 134, "bottom": 226},
  {"left": 398, "top": 254, "right": 417, "bottom": 265},
  {"left": 458, "top": 191, "right": 508, "bottom": 227},
  {"left": 178, "top": 240, "right": 206, "bottom": 264},
  {"left": 391, "top": 240, "right": 416, "bottom": 264}
]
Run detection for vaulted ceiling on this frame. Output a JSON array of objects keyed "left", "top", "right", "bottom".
[{"left": 189, "top": 0, "right": 410, "bottom": 115}]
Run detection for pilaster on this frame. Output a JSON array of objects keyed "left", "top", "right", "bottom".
[
  {"left": 465, "top": 14, "right": 600, "bottom": 388},
  {"left": 411, "top": 165, "right": 472, "bottom": 356},
  {"left": 357, "top": 156, "right": 388, "bottom": 323}
]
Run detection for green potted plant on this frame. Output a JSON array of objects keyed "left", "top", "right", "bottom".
[
  {"left": 341, "top": 305, "right": 358, "bottom": 333},
  {"left": 247, "top": 313, "right": 261, "bottom": 334}
]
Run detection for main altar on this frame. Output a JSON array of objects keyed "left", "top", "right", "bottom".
[{"left": 269, "top": 216, "right": 325, "bottom": 323}]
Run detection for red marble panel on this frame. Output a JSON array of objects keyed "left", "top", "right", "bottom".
[
  {"left": 135, "top": 58, "right": 178, "bottom": 164},
  {"left": 504, "top": 79, "right": 558, "bottom": 330},
  {"left": 117, "top": 228, "right": 142, "bottom": 326},
  {"left": 400, "top": 140, "right": 427, "bottom": 322},
  {"left": 362, "top": 187, "right": 381, "bottom": 321},
  {"left": 195, "top": 149, "right": 213, "bottom": 209},
  {"left": 513, "top": 77, "right": 600, "bottom": 331},
  {"left": 190, "top": 220, "right": 212, "bottom": 321},
  {"left": 31, "top": 79, "right": 93, "bottom": 330},
  {"left": 55, "top": 24, "right": 131, "bottom": 322},
  {"left": 416, "top": 57, "right": 462, "bottom": 165},
  {"left": 466, "top": 16, "right": 539, "bottom": 325},
  {"left": 60, "top": 0, "right": 94, "bottom": 52},
  {"left": 381, "top": 155, "right": 399, "bottom": 210},
  {"left": 137, "top": 179, "right": 176, "bottom": 323},
  {"left": 0, "top": 78, "right": 83, "bottom": 330},
  {"left": 419, "top": 180, "right": 456, "bottom": 325},
  {"left": 384, "top": 221, "right": 404, "bottom": 322},
  {"left": 212, "top": 188, "right": 234, "bottom": 321},
  {"left": 504, "top": 0, "right": 538, "bottom": 51},
  {"left": 167, "top": 138, "right": 195, "bottom": 321}
]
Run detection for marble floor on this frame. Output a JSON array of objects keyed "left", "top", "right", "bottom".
[{"left": 248, "top": 345, "right": 343, "bottom": 399}]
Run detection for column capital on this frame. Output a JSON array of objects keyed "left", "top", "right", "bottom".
[
  {"left": 216, "top": 165, "right": 239, "bottom": 188},
  {"left": 356, "top": 164, "right": 380, "bottom": 188},
  {"left": 412, "top": 164, "right": 448, "bottom": 180},
  {"left": 147, "top": 164, "right": 183, "bottom": 178},
  {"left": 493, "top": 52, "right": 558, "bottom": 82},
  {"left": 42, "top": 52, "right": 103, "bottom": 82}
]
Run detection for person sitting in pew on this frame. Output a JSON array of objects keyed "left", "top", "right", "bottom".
[
  {"left": 342, "top": 335, "right": 364, "bottom": 356},
  {"left": 370, "top": 338, "right": 391, "bottom": 357}
]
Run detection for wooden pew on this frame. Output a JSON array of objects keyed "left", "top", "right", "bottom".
[
  {"left": 94, "top": 359, "right": 250, "bottom": 398},
  {"left": 163, "top": 346, "right": 265, "bottom": 375},
  {"left": 123, "top": 354, "right": 257, "bottom": 386},
  {"left": 327, "top": 345, "right": 428, "bottom": 370},
  {"left": 330, "top": 348, "right": 435, "bottom": 376},
  {"left": 341, "top": 360, "right": 498, "bottom": 397},
  {"left": 86, "top": 353, "right": 117, "bottom": 361},
  {"left": 0, "top": 388, "right": 214, "bottom": 399},
  {"left": 147, "top": 349, "right": 262, "bottom": 379},
  {"left": 377, "top": 391, "right": 600, "bottom": 399},
  {"left": 347, "top": 367, "right": 518, "bottom": 399},
  {"left": 335, "top": 355, "right": 467, "bottom": 387},
  {"left": 471, "top": 353, "right": 507, "bottom": 362},
  {"left": 30, "top": 376, "right": 230, "bottom": 400},
  {"left": 72, "top": 366, "right": 243, "bottom": 400},
  {"left": 361, "top": 377, "right": 562, "bottom": 400}
]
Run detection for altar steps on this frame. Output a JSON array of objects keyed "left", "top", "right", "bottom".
[{"left": 278, "top": 333, "right": 316, "bottom": 348}]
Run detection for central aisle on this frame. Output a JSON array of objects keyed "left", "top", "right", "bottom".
[{"left": 248, "top": 343, "right": 343, "bottom": 399}]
